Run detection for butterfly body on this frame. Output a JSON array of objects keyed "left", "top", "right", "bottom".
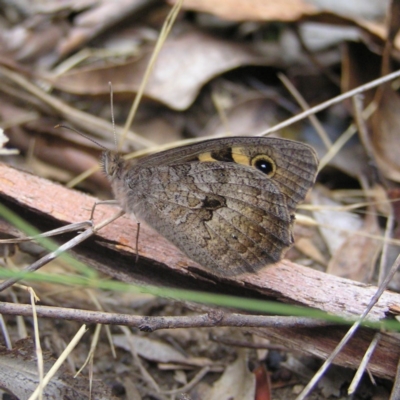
[{"left": 102, "top": 137, "right": 318, "bottom": 277}]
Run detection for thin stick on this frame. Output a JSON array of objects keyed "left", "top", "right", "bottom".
[
  {"left": 0, "top": 314, "right": 12, "bottom": 349},
  {"left": 0, "top": 302, "right": 330, "bottom": 330},
  {"left": 344, "top": 96, "right": 388, "bottom": 393},
  {"left": 120, "top": 325, "right": 160, "bottom": 393},
  {"left": 278, "top": 72, "right": 332, "bottom": 149},
  {"left": 348, "top": 333, "right": 381, "bottom": 395},
  {"left": 259, "top": 69, "right": 400, "bottom": 137},
  {"left": 0, "top": 227, "right": 95, "bottom": 292},
  {"left": 28, "top": 325, "right": 87, "bottom": 400},
  {"left": 0, "top": 66, "right": 153, "bottom": 148},
  {"left": 29, "top": 288, "right": 44, "bottom": 400},
  {"left": 390, "top": 354, "right": 400, "bottom": 399},
  {"left": 0, "top": 221, "right": 92, "bottom": 244},
  {"left": 162, "top": 366, "right": 211, "bottom": 395},
  {"left": 74, "top": 323, "right": 102, "bottom": 377},
  {"left": 120, "top": 0, "right": 184, "bottom": 148}
]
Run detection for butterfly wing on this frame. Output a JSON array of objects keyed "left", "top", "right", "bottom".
[
  {"left": 131, "top": 162, "right": 293, "bottom": 276},
  {"left": 111, "top": 137, "right": 318, "bottom": 276},
  {"left": 138, "top": 137, "right": 318, "bottom": 215}
]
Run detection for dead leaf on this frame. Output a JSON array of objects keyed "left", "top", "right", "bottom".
[
  {"left": 312, "top": 189, "right": 363, "bottom": 256},
  {"left": 0, "top": 17, "right": 68, "bottom": 64},
  {"left": 168, "top": 0, "right": 318, "bottom": 22},
  {"left": 208, "top": 349, "right": 255, "bottom": 400},
  {"left": 326, "top": 208, "right": 382, "bottom": 282},
  {"left": 113, "top": 334, "right": 213, "bottom": 367},
  {"left": 58, "top": 0, "right": 155, "bottom": 56},
  {"left": 202, "top": 96, "right": 283, "bottom": 137},
  {"left": 371, "top": 86, "right": 400, "bottom": 182},
  {"left": 52, "top": 28, "right": 264, "bottom": 110}
]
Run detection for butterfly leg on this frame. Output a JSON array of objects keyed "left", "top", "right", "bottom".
[
  {"left": 135, "top": 222, "right": 141, "bottom": 263},
  {"left": 89, "top": 199, "right": 120, "bottom": 220}
]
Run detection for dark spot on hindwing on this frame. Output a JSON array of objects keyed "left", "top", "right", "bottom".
[{"left": 202, "top": 194, "right": 226, "bottom": 210}]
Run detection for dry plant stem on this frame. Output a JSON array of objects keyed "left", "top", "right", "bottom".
[
  {"left": 352, "top": 93, "right": 381, "bottom": 179},
  {"left": 277, "top": 72, "right": 332, "bottom": 149},
  {"left": 89, "top": 199, "right": 120, "bottom": 220},
  {"left": 29, "top": 288, "right": 44, "bottom": 400},
  {"left": 0, "top": 65, "right": 153, "bottom": 148},
  {"left": 0, "top": 314, "right": 12, "bottom": 349},
  {"left": 348, "top": 332, "right": 381, "bottom": 395},
  {"left": 51, "top": 48, "right": 92, "bottom": 76},
  {"left": 28, "top": 325, "right": 87, "bottom": 400},
  {"left": 85, "top": 289, "right": 117, "bottom": 358},
  {"left": 379, "top": 211, "right": 395, "bottom": 284},
  {"left": 0, "top": 210, "right": 123, "bottom": 292},
  {"left": 259, "top": 69, "right": 400, "bottom": 137},
  {"left": 299, "top": 218, "right": 400, "bottom": 247},
  {"left": 78, "top": 322, "right": 98, "bottom": 397},
  {"left": 121, "top": 0, "right": 184, "bottom": 147},
  {"left": 93, "top": 209, "right": 125, "bottom": 231},
  {"left": 120, "top": 325, "right": 160, "bottom": 393},
  {"left": 317, "top": 101, "right": 376, "bottom": 172},
  {"left": 348, "top": 188, "right": 394, "bottom": 395},
  {"left": 211, "top": 91, "right": 232, "bottom": 135},
  {"left": 74, "top": 323, "right": 101, "bottom": 377},
  {"left": 10, "top": 290, "right": 28, "bottom": 339},
  {"left": 0, "top": 303, "right": 328, "bottom": 330},
  {"left": 346, "top": 94, "right": 384, "bottom": 394},
  {"left": 66, "top": 164, "right": 100, "bottom": 189},
  {"left": 0, "top": 226, "right": 95, "bottom": 293},
  {"left": 162, "top": 366, "right": 211, "bottom": 395},
  {"left": 296, "top": 252, "right": 400, "bottom": 400},
  {"left": 0, "top": 221, "right": 92, "bottom": 244},
  {"left": 301, "top": 199, "right": 394, "bottom": 214}
]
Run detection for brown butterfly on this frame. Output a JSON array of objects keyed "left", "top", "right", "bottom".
[{"left": 102, "top": 137, "right": 318, "bottom": 277}]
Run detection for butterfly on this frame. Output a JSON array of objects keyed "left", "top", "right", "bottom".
[{"left": 101, "top": 136, "right": 318, "bottom": 277}]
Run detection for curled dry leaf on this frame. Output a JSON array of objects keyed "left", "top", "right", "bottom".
[{"left": 52, "top": 28, "right": 264, "bottom": 110}]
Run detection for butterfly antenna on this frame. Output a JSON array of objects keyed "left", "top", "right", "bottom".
[
  {"left": 54, "top": 124, "right": 107, "bottom": 151},
  {"left": 109, "top": 82, "right": 118, "bottom": 152}
]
